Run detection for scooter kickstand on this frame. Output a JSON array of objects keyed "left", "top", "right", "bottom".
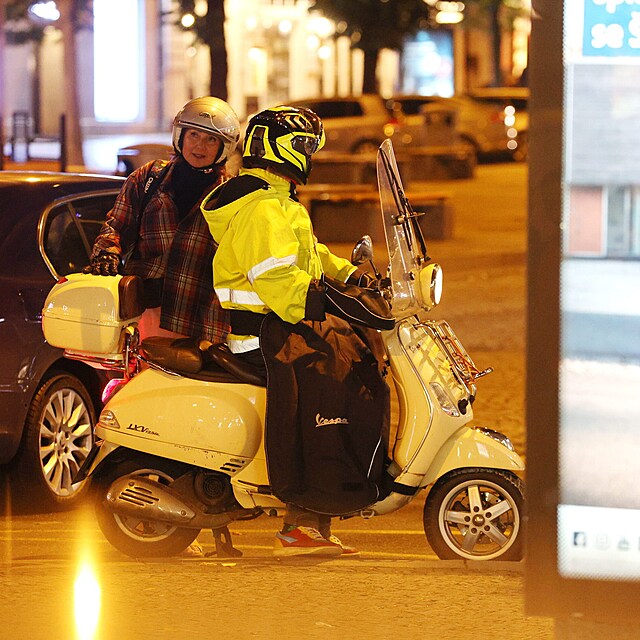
[{"left": 209, "top": 526, "right": 243, "bottom": 558}]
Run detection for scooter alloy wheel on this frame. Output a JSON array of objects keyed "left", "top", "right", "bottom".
[
  {"left": 423, "top": 468, "right": 524, "bottom": 561},
  {"left": 94, "top": 453, "right": 199, "bottom": 558}
]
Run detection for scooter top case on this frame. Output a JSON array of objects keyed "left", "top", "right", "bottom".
[{"left": 42, "top": 272, "right": 144, "bottom": 365}]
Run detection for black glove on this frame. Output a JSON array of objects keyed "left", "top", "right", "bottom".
[
  {"left": 304, "top": 275, "right": 394, "bottom": 330},
  {"left": 83, "top": 251, "right": 121, "bottom": 276},
  {"left": 347, "top": 267, "right": 376, "bottom": 289},
  {"left": 324, "top": 276, "right": 395, "bottom": 331}
]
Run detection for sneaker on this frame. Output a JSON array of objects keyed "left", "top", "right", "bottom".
[
  {"left": 325, "top": 534, "right": 360, "bottom": 557},
  {"left": 273, "top": 526, "right": 343, "bottom": 557}
]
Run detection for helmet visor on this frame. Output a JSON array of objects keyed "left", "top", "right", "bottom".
[{"left": 291, "top": 133, "right": 323, "bottom": 156}]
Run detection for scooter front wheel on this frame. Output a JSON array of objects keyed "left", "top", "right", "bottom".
[
  {"left": 423, "top": 468, "right": 524, "bottom": 561},
  {"left": 94, "top": 454, "right": 199, "bottom": 558}
]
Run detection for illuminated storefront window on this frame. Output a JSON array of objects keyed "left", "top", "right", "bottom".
[{"left": 93, "top": 0, "right": 143, "bottom": 122}]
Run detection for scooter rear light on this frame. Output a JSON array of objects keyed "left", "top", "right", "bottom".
[{"left": 101, "top": 377, "right": 128, "bottom": 404}]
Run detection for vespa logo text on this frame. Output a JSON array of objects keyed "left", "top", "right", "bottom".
[
  {"left": 127, "top": 423, "right": 160, "bottom": 437},
  {"left": 315, "top": 414, "right": 349, "bottom": 427}
]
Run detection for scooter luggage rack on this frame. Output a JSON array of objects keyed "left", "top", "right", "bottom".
[
  {"left": 63, "top": 350, "right": 127, "bottom": 372},
  {"left": 416, "top": 319, "right": 493, "bottom": 385}
]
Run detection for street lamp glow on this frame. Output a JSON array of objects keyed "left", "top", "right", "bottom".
[
  {"left": 309, "top": 16, "right": 334, "bottom": 39},
  {"left": 436, "top": 10, "right": 464, "bottom": 24},
  {"left": 279, "top": 20, "right": 293, "bottom": 35},
  {"left": 318, "top": 45, "right": 332, "bottom": 60},
  {"left": 28, "top": 1, "right": 60, "bottom": 22}
]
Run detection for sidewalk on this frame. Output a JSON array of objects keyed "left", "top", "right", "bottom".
[{"left": 2, "top": 132, "right": 171, "bottom": 175}]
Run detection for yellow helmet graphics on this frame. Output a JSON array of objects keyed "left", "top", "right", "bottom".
[{"left": 242, "top": 106, "right": 325, "bottom": 184}]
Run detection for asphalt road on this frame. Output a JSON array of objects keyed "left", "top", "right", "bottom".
[{"left": 0, "top": 161, "right": 550, "bottom": 640}]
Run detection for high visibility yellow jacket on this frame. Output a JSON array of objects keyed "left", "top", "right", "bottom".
[{"left": 201, "top": 167, "right": 355, "bottom": 352}]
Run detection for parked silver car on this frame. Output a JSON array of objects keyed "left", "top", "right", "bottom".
[
  {"left": 467, "top": 87, "right": 529, "bottom": 161},
  {"left": 389, "top": 93, "right": 521, "bottom": 160},
  {"left": 288, "top": 94, "right": 400, "bottom": 155}
]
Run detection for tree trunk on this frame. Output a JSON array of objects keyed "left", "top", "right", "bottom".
[
  {"left": 57, "top": 0, "right": 85, "bottom": 168},
  {"left": 206, "top": 0, "right": 228, "bottom": 100},
  {"left": 361, "top": 49, "right": 378, "bottom": 94},
  {"left": 0, "top": 0, "right": 6, "bottom": 134},
  {"left": 489, "top": 2, "right": 502, "bottom": 86}
]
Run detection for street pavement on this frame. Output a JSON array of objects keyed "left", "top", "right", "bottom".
[{"left": 0, "top": 147, "right": 559, "bottom": 639}]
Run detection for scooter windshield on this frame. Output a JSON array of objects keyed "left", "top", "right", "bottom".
[{"left": 377, "top": 139, "right": 429, "bottom": 317}]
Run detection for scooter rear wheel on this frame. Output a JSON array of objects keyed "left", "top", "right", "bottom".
[
  {"left": 94, "top": 453, "right": 199, "bottom": 558},
  {"left": 423, "top": 468, "right": 524, "bottom": 561}
]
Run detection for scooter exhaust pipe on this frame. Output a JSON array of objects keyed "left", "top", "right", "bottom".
[{"left": 105, "top": 475, "right": 197, "bottom": 525}]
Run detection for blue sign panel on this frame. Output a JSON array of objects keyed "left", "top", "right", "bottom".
[{"left": 583, "top": 0, "right": 640, "bottom": 56}]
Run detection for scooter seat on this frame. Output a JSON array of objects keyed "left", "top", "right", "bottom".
[
  {"left": 141, "top": 336, "right": 206, "bottom": 374},
  {"left": 140, "top": 337, "right": 266, "bottom": 387}
]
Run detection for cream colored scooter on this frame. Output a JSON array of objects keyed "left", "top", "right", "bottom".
[{"left": 42, "top": 140, "right": 524, "bottom": 561}]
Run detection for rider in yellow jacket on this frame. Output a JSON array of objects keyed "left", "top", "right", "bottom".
[
  {"left": 201, "top": 106, "right": 376, "bottom": 557},
  {"left": 201, "top": 165, "right": 356, "bottom": 354}
]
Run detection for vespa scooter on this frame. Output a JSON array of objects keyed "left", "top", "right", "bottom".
[{"left": 42, "top": 140, "right": 524, "bottom": 561}]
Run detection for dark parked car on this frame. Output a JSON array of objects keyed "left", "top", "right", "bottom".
[{"left": 0, "top": 171, "right": 124, "bottom": 508}]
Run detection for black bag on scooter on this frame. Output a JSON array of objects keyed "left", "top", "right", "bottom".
[{"left": 260, "top": 313, "right": 390, "bottom": 515}]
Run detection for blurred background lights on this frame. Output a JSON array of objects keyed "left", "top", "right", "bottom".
[
  {"left": 278, "top": 20, "right": 293, "bottom": 35},
  {"left": 318, "top": 45, "right": 332, "bottom": 60},
  {"left": 181, "top": 12, "right": 195, "bottom": 28},
  {"left": 309, "top": 16, "right": 334, "bottom": 39},
  {"left": 28, "top": 1, "right": 60, "bottom": 22}
]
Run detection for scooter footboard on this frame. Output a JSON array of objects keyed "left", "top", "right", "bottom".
[{"left": 418, "top": 426, "right": 524, "bottom": 488}]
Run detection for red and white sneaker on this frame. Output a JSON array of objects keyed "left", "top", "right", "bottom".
[
  {"left": 325, "top": 534, "right": 360, "bottom": 557},
  {"left": 273, "top": 526, "right": 343, "bottom": 557}
]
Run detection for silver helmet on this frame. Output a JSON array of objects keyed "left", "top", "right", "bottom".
[{"left": 172, "top": 96, "right": 241, "bottom": 164}]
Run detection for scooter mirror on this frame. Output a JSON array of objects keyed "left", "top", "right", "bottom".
[{"left": 351, "top": 235, "right": 374, "bottom": 265}]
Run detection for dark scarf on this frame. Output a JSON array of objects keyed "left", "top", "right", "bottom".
[{"left": 171, "top": 160, "right": 221, "bottom": 220}]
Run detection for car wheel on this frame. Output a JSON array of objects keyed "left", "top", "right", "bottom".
[{"left": 11, "top": 372, "right": 95, "bottom": 510}]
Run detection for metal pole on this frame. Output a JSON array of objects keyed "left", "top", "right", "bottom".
[
  {"left": 0, "top": 115, "right": 4, "bottom": 171},
  {"left": 59, "top": 114, "right": 67, "bottom": 172}
]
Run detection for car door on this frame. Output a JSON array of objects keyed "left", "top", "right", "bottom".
[{"left": 0, "top": 189, "right": 119, "bottom": 452}]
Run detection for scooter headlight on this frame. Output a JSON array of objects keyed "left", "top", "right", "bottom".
[
  {"left": 98, "top": 409, "right": 121, "bottom": 430},
  {"left": 419, "top": 263, "right": 443, "bottom": 310}
]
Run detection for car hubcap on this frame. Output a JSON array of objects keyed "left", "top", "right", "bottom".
[{"left": 40, "top": 388, "right": 92, "bottom": 497}]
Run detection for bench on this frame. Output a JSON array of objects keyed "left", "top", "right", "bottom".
[
  {"left": 297, "top": 184, "right": 453, "bottom": 243},
  {"left": 9, "top": 111, "right": 60, "bottom": 162},
  {"left": 310, "top": 146, "right": 474, "bottom": 185}
]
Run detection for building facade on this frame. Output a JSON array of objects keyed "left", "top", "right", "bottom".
[{"left": 2, "top": 0, "right": 529, "bottom": 139}]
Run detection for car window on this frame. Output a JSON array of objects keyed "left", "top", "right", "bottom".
[
  {"left": 298, "top": 100, "right": 364, "bottom": 119},
  {"left": 471, "top": 96, "right": 528, "bottom": 110},
  {"left": 42, "top": 193, "right": 116, "bottom": 277},
  {"left": 396, "top": 98, "right": 436, "bottom": 115}
]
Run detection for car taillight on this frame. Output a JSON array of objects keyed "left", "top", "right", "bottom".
[{"left": 101, "top": 377, "right": 128, "bottom": 404}]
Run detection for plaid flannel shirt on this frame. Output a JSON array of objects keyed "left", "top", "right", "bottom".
[{"left": 91, "top": 158, "right": 230, "bottom": 342}]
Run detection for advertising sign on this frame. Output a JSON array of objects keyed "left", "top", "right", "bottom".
[{"left": 583, "top": 0, "right": 640, "bottom": 56}]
